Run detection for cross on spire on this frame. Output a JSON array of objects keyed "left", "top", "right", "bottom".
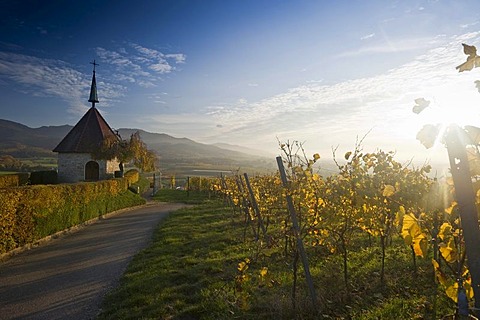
[
  {"left": 88, "top": 60, "right": 99, "bottom": 106},
  {"left": 90, "top": 60, "right": 99, "bottom": 72}
]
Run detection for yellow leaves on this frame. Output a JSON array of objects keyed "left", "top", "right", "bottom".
[
  {"left": 344, "top": 151, "right": 352, "bottom": 160},
  {"left": 444, "top": 202, "right": 457, "bottom": 215},
  {"left": 416, "top": 124, "right": 440, "bottom": 149},
  {"left": 412, "top": 98, "right": 430, "bottom": 114},
  {"left": 395, "top": 205, "right": 406, "bottom": 226},
  {"left": 259, "top": 267, "right": 268, "bottom": 278},
  {"left": 438, "top": 222, "right": 454, "bottom": 240},
  {"left": 401, "top": 213, "right": 428, "bottom": 257},
  {"left": 445, "top": 283, "right": 459, "bottom": 303},
  {"left": 439, "top": 239, "right": 457, "bottom": 263},
  {"left": 382, "top": 184, "right": 396, "bottom": 197},
  {"left": 432, "top": 259, "right": 474, "bottom": 303},
  {"left": 237, "top": 258, "right": 250, "bottom": 272},
  {"left": 456, "top": 43, "right": 480, "bottom": 72},
  {"left": 313, "top": 153, "right": 320, "bottom": 161},
  {"left": 438, "top": 222, "right": 460, "bottom": 263},
  {"left": 432, "top": 260, "right": 447, "bottom": 286}
]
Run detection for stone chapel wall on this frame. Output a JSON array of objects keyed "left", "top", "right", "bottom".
[{"left": 57, "top": 153, "right": 119, "bottom": 183}]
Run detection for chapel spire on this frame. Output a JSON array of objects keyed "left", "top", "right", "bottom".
[{"left": 88, "top": 60, "right": 99, "bottom": 107}]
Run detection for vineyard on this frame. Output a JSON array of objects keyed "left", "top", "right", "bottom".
[
  {"left": 192, "top": 139, "right": 469, "bottom": 319},
  {"left": 195, "top": 44, "right": 480, "bottom": 319}
]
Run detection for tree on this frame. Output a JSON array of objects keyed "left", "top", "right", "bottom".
[{"left": 92, "top": 131, "right": 157, "bottom": 172}]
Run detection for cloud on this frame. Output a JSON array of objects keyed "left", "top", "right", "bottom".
[
  {"left": 94, "top": 43, "right": 186, "bottom": 89},
  {"left": 0, "top": 51, "right": 126, "bottom": 115},
  {"left": 461, "top": 21, "right": 479, "bottom": 29},
  {"left": 165, "top": 53, "right": 186, "bottom": 64},
  {"left": 205, "top": 32, "right": 480, "bottom": 160},
  {"left": 36, "top": 26, "right": 48, "bottom": 35},
  {"left": 129, "top": 42, "right": 186, "bottom": 73},
  {"left": 149, "top": 63, "right": 173, "bottom": 73},
  {"left": 339, "top": 36, "right": 443, "bottom": 57},
  {"left": 360, "top": 33, "right": 375, "bottom": 40}
]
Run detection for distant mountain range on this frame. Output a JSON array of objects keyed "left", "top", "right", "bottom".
[{"left": 0, "top": 119, "right": 275, "bottom": 175}]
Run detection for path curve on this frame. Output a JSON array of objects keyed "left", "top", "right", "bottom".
[{"left": 0, "top": 201, "right": 187, "bottom": 320}]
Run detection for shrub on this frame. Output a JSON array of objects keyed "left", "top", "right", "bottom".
[
  {"left": 0, "top": 175, "right": 145, "bottom": 254},
  {"left": 0, "top": 173, "right": 29, "bottom": 188},
  {"left": 29, "top": 170, "right": 58, "bottom": 185}
]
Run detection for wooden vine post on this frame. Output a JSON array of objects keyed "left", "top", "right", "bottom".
[
  {"left": 445, "top": 124, "right": 480, "bottom": 316},
  {"left": 235, "top": 175, "right": 258, "bottom": 240},
  {"left": 276, "top": 156, "right": 318, "bottom": 309},
  {"left": 243, "top": 173, "right": 268, "bottom": 239}
]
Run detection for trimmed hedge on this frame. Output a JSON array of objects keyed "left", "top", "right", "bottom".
[
  {"left": 0, "top": 173, "right": 29, "bottom": 188},
  {"left": 124, "top": 169, "right": 139, "bottom": 185},
  {"left": 1, "top": 172, "right": 144, "bottom": 254},
  {"left": 29, "top": 170, "right": 58, "bottom": 185}
]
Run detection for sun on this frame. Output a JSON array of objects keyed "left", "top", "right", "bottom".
[{"left": 427, "top": 92, "right": 480, "bottom": 128}]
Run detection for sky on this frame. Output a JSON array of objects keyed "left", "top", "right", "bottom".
[{"left": 2, "top": 0, "right": 480, "bottom": 169}]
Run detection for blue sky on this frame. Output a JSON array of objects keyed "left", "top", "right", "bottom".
[{"left": 2, "top": 0, "right": 480, "bottom": 168}]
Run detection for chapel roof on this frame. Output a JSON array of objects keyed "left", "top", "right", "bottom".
[{"left": 53, "top": 61, "right": 119, "bottom": 153}]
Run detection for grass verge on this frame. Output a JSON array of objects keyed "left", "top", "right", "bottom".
[
  {"left": 98, "top": 191, "right": 455, "bottom": 319},
  {"left": 152, "top": 188, "right": 214, "bottom": 204},
  {"left": 97, "top": 196, "right": 248, "bottom": 319}
]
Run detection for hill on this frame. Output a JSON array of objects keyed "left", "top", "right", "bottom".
[{"left": 0, "top": 119, "right": 275, "bottom": 175}]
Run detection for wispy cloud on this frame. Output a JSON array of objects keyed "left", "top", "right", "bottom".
[
  {"left": 360, "top": 33, "right": 375, "bottom": 40},
  {"left": 94, "top": 43, "right": 186, "bottom": 88},
  {"left": 461, "top": 21, "right": 479, "bottom": 29},
  {"left": 339, "top": 36, "right": 444, "bottom": 57},
  {"left": 0, "top": 51, "right": 126, "bottom": 115},
  {"left": 204, "top": 32, "right": 480, "bottom": 159}
]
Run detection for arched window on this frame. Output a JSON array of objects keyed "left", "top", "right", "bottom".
[{"left": 85, "top": 161, "right": 99, "bottom": 181}]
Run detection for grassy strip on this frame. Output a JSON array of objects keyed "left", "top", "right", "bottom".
[
  {"left": 152, "top": 188, "right": 213, "bottom": 204},
  {"left": 98, "top": 192, "right": 454, "bottom": 319},
  {"left": 97, "top": 197, "right": 248, "bottom": 319}
]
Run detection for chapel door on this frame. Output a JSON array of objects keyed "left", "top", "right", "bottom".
[{"left": 85, "top": 161, "right": 99, "bottom": 181}]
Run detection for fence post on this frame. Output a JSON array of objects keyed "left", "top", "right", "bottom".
[
  {"left": 235, "top": 175, "right": 258, "bottom": 241},
  {"left": 276, "top": 156, "right": 318, "bottom": 310},
  {"left": 221, "top": 174, "right": 235, "bottom": 212},
  {"left": 445, "top": 124, "right": 480, "bottom": 316},
  {"left": 243, "top": 173, "right": 268, "bottom": 238}
]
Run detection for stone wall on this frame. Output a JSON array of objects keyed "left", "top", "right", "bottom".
[
  {"left": 105, "top": 158, "right": 120, "bottom": 177},
  {"left": 57, "top": 153, "right": 91, "bottom": 183},
  {"left": 57, "top": 153, "right": 120, "bottom": 183}
]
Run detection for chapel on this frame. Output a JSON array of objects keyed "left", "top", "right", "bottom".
[{"left": 53, "top": 62, "right": 120, "bottom": 183}]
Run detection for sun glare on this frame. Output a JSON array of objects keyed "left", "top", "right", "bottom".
[
  {"left": 416, "top": 81, "right": 480, "bottom": 147},
  {"left": 428, "top": 91, "right": 480, "bottom": 128}
]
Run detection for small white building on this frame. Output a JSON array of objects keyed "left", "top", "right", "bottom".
[{"left": 53, "top": 62, "right": 120, "bottom": 183}]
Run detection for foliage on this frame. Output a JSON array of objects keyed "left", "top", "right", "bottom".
[
  {"left": 0, "top": 173, "right": 144, "bottom": 254},
  {"left": 0, "top": 155, "right": 57, "bottom": 173},
  {"left": 210, "top": 139, "right": 466, "bottom": 318},
  {"left": 97, "top": 193, "right": 453, "bottom": 319},
  {"left": 0, "top": 173, "right": 29, "bottom": 188},
  {"left": 92, "top": 131, "right": 157, "bottom": 172},
  {"left": 412, "top": 43, "right": 480, "bottom": 317},
  {"left": 29, "top": 170, "right": 57, "bottom": 185}
]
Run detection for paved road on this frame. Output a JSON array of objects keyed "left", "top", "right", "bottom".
[{"left": 0, "top": 201, "right": 187, "bottom": 320}]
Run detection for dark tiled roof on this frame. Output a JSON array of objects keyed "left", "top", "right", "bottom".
[{"left": 53, "top": 107, "right": 119, "bottom": 153}]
